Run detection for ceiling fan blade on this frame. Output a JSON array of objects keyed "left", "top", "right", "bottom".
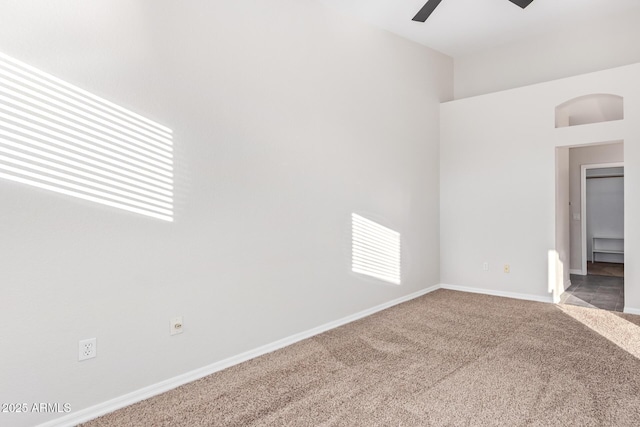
[
  {"left": 412, "top": 0, "right": 444, "bottom": 23},
  {"left": 508, "top": 0, "right": 534, "bottom": 8}
]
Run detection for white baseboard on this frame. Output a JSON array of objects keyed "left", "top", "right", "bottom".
[
  {"left": 624, "top": 307, "right": 640, "bottom": 315},
  {"left": 37, "top": 285, "right": 440, "bottom": 427},
  {"left": 569, "top": 269, "right": 584, "bottom": 275},
  {"left": 439, "top": 284, "right": 554, "bottom": 304}
]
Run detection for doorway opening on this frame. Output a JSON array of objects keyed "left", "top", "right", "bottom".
[
  {"left": 582, "top": 164, "right": 624, "bottom": 277},
  {"left": 557, "top": 143, "right": 625, "bottom": 311}
]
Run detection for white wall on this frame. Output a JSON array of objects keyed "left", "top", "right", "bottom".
[
  {"left": 0, "top": 1, "right": 452, "bottom": 426},
  {"left": 440, "top": 63, "right": 640, "bottom": 310},
  {"left": 555, "top": 146, "right": 570, "bottom": 298},
  {"left": 454, "top": 10, "right": 640, "bottom": 99},
  {"left": 568, "top": 143, "right": 624, "bottom": 271}
]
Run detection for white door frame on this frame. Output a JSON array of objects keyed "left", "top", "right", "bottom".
[{"left": 580, "top": 161, "right": 624, "bottom": 275}]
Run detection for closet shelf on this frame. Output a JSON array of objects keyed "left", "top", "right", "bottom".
[{"left": 592, "top": 237, "right": 624, "bottom": 264}]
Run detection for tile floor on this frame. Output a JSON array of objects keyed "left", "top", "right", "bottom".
[{"left": 562, "top": 274, "right": 624, "bottom": 312}]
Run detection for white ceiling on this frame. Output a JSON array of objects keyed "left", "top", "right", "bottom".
[{"left": 317, "top": 0, "right": 640, "bottom": 58}]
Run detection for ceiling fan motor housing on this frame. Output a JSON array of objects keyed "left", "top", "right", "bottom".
[{"left": 509, "top": 0, "right": 534, "bottom": 8}]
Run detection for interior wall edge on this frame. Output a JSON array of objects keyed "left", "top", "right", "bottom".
[{"left": 624, "top": 307, "right": 640, "bottom": 316}]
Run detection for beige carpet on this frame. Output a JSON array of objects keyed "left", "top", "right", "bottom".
[
  {"left": 588, "top": 262, "right": 624, "bottom": 278},
  {"left": 82, "top": 290, "right": 640, "bottom": 426}
]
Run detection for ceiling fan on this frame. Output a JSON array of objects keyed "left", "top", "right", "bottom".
[{"left": 412, "top": 0, "right": 534, "bottom": 22}]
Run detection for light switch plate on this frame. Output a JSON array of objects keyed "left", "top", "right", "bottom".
[{"left": 170, "top": 316, "right": 183, "bottom": 335}]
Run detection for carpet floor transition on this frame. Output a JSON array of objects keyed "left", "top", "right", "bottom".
[
  {"left": 82, "top": 290, "right": 640, "bottom": 426},
  {"left": 562, "top": 274, "right": 625, "bottom": 312}
]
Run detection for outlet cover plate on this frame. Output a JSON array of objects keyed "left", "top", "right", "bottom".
[{"left": 79, "top": 338, "right": 96, "bottom": 361}]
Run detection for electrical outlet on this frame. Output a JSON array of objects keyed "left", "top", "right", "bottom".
[
  {"left": 170, "top": 316, "right": 183, "bottom": 336},
  {"left": 483, "top": 262, "right": 489, "bottom": 271},
  {"left": 79, "top": 338, "right": 96, "bottom": 361},
  {"left": 504, "top": 264, "right": 510, "bottom": 273}
]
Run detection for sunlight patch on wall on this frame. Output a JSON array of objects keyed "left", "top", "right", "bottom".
[
  {"left": 352, "top": 213, "right": 401, "bottom": 285},
  {"left": 0, "top": 52, "right": 173, "bottom": 221}
]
